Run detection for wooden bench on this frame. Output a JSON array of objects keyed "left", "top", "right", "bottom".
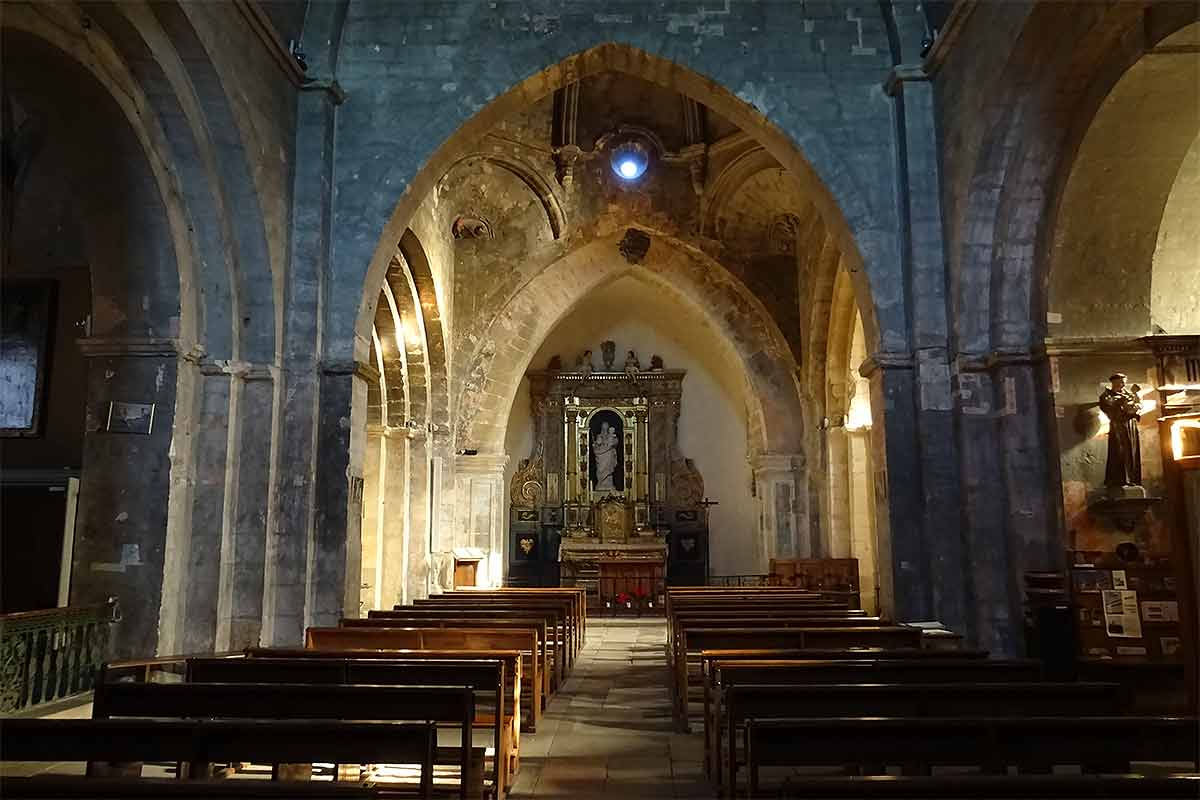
[
  {"left": 716, "top": 681, "right": 1127, "bottom": 795},
  {"left": 243, "top": 647, "right": 523, "bottom": 781},
  {"left": 92, "top": 681, "right": 475, "bottom": 799},
  {"left": 304, "top": 627, "right": 543, "bottom": 732},
  {"left": 186, "top": 656, "right": 515, "bottom": 798},
  {"left": 367, "top": 611, "right": 562, "bottom": 688},
  {"left": 702, "top": 656, "right": 1036, "bottom": 776},
  {"left": 0, "top": 718, "right": 436, "bottom": 798},
  {"left": 414, "top": 597, "right": 578, "bottom": 669},
  {"left": 428, "top": 591, "right": 582, "bottom": 655},
  {"left": 455, "top": 588, "right": 587, "bottom": 650},
  {"left": 671, "top": 626, "right": 924, "bottom": 729},
  {"left": 0, "top": 776, "right": 382, "bottom": 798},
  {"left": 735, "top": 774, "right": 1200, "bottom": 799},
  {"left": 742, "top": 716, "right": 1199, "bottom": 796}
]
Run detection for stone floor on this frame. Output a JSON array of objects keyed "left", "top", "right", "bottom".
[{"left": 509, "top": 616, "right": 707, "bottom": 799}]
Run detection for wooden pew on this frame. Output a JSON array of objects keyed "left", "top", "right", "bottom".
[
  {"left": 703, "top": 657, "right": 1039, "bottom": 785},
  {"left": 0, "top": 718, "right": 436, "bottom": 799},
  {"left": 732, "top": 774, "right": 1200, "bottom": 799},
  {"left": 426, "top": 591, "right": 582, "bottom": 657},
  {"left": 717, "top": 681, "right": 1127, "bottom": 795},
  {"left": 410, "top": 599, "right": 572, "bottom": 669},
  {"left": 455, "top": 588, "right": 587, "bottom": 649},
  {"left": 92, "top": 681, "right": 474, "bottom": 800},
  {"left": 186, "top": 656, "right": 515, "bottom": 798},
  {"left": 0, "top": 775, "right": 381, "bottom": 798},
  {"left": 367, "top": 610, "right": 562, "bottom": 688},
  {"left": 742, "top": 716, "right": 1199, "bottom": 797},
  {"left": 243, "top": 647, "right": 523, "bottom": 782},
  {"left": 414, "top": 596, "right": 578, "bottom": 668},
  {"left": 671, "top": 625, "right": 923, "bottom": 729},
  {"left": 304, "top": 627, "right": 543, "bottom": 732}
]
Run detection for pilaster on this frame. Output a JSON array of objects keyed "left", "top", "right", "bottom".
[
  {"left": 751, "top": 453, "right": 807, "bottom": 569},
  {"left": 442, "top": 453, "right": 509, "bottom": 591}
]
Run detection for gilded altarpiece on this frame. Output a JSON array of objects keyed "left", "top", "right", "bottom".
[{"left": 508, "top": 361, "right": 709, "bottom": 600}]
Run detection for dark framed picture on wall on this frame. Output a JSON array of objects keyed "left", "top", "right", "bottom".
[{"left": 0, "top": 280, "right": 56, "bottom": 437}]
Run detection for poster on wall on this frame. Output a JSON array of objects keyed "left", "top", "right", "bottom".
[
  {"left": 0, "top": 280, "right": 55, "bottom": 437},
  {"left": 1102, "top": 589, "right": 1142, "bottom": 638}
]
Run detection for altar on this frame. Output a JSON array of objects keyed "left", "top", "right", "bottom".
[{"left": 507, "top": 341, "right": 710, "bottom": 607}]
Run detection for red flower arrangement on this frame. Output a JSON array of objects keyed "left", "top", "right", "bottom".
[{"left": 616, "top": 591, "right": 631, "bottom": 605}]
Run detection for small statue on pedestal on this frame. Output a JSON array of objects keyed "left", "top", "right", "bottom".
[
  {"left": 1099, "top": 372, "right": 1142, "bottom": 491},
  {"left": 576, "top": 349, "right": 594, "bottom": 376},
  {"left": 624, "top": 350, "right": 641, "bottom": 377}
]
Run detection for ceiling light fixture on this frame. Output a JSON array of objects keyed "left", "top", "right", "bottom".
[{"left": 610, "top": 138, "right": 650, "bottom": 182}]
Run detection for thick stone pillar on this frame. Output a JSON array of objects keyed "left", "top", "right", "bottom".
[
  {"left": 179, "top": 364, "right": 232, "bottom": 654},
  {"left": 378, "top": 427, "right": 411, "bottom": 607},
  {"left": 443, "top": 454, "right": 509, "bottom": 590},
  {"left": 307, "top": 364, "right": 369, "bottom": 627},
  {"left": 862, "top": 357, "right": 927, "bottom": 624},
  {"left": 71, "top": 338, "right": 185, "bottom": 658},
  {"left": 751, "top": 454, "right": 808, "bottom": 568},
  {"left": 215, "top": 363, "right": 274, "bottom": 649}
]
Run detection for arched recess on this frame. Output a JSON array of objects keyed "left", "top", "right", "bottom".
[
  {"left": 941, "top": 0, "right": 1199, "bottom": 652},
  {"left": 458, "top": 234, "right": 803, "bottom": 458},
  {"left": 1, "top": 8, "right": 210, "bottom": 658},
  {"left": 350, "top": 42, "right": 885, "bottom": 368},
  {"left": 1041, "top": 18, "right": 1200, "bottom": 569},
  {"left": 822, "top": 269, "right": 881, "bottom": 614}
]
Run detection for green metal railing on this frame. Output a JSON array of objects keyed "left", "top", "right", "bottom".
[{"left": 0, "top": 599, "right": 118, "bottom": 713}]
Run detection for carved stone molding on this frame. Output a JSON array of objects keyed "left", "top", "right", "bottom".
[
  {"left": 76, "top": 337, "right": 180, "bottom": 359},
  {"left": 452, "top": 213, "right": 495, "bottom": 240}
]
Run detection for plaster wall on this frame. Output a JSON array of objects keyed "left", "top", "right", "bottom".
[{"left": 503, "top": 274, "right": 759, "bottom": 576}]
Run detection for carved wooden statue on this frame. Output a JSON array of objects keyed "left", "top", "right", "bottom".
[{"left": 1099, "top": 372, "right": 1142, "bottom": 488}]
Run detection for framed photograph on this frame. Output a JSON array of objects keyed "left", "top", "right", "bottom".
[
  {"left": 106, "top": 401, "right": 155, "bottom": 435},
  {"left": 0, "top": 280, "right": 56, "bottom": 437}
]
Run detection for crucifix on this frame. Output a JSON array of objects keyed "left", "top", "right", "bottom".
[{"left": 697, "top": 496, "right": 719, "bottom": 522}]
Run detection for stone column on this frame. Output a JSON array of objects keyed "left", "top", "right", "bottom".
[
  {"left": 360, "top": 426, "right": 384, "bottom": 612},
  {"left": 215, "top": 362, "right": 275, "bottom": 649},
  {"left": 823, "top": 423, "right": 853, "bottom": 559},
  {"left": 406, "top": 429, "right": 432, "bottom": 601},
  {"left": 445, "top": 454, "right": 509, "bottom": 590},
  {"left": 862, "top": 356, "right": 926, "bottom": 624},
  {"left": 179, "top": 363, "right": 232, "bottom": 654},
  {"left": 377, "top": 425, "right": 410, "bottom": 608},
  {"left": 72, "top": 337, "right": 185, "bottom": 658},
  {"left": 847, "top": 425, "right": 879, "bottom": 614},
  {"left": 751, "top": 454, "right": 808, "bottom": 569},
  {"left": 306, "top": 363, "right": 370, "bottom": 627}
]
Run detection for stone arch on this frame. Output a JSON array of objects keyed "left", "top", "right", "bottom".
[
  {"left": 444, "top": 153, "right": 567, "bottom": 241},
  {"left": 102, "top": 0, "right": 278, "bottom": 362},
  {"left": 2, "top": 4, "right": 201, "bottom": 349},
  {"left": 346, "top": 41, "right": 885, "bottom": 367},
  {"left": 457, "top": 233, "right": 803, "bottom": 458},
  {"left": 398, "top": 230, "right": 450, "bottom": 437},
  {"left": 950, "top": 2, "right": 1199, "bottom": 355}
]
